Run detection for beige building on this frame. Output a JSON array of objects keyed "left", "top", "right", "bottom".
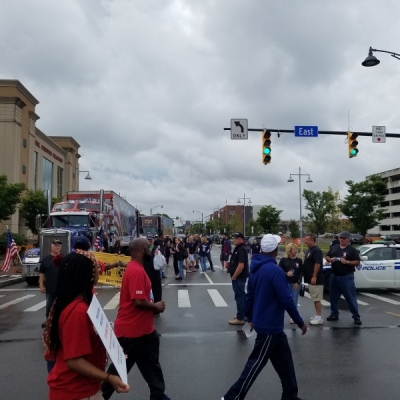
[{"left": 0, "top": 80, "right": 81, "bottom": 236}]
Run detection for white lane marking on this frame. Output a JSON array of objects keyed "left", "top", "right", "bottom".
[
  {"left": 304, "top": 292, "right": 330, "bottom": 306},
  {"left": 388, "top": 292, "right": 400, "bottom": 297},
  {"left": 0, "top": 295, "right": 5, "bottom": 298},
  {"left": 359, "top": 292, "right": 400, "bottom": 305},
  {"left": 204, "top": 272, "right": 214, "bottom": 284},
  {"left": 24, "top": 300, "right": 46, "bottom": 312},
  {"left": 178, "top": 290, "right": 191, "bottom": 307},
  {"left": 340, "top": 295, "right": 369, "bottom": 306},
  {"left": 168, "top": 283, "right": 232, "bottom": 286},
  {"left": 207, "top": 289, "right": 228, "bottom": 307},
  {"left": 0, "top": 288, "right": 40, "bottom": 291},
  {"left": 104, "top": 293, "right": 120, "bottom": 309},
  {"left": 0, "top": 295, "right": 36, "bottom": 310}
]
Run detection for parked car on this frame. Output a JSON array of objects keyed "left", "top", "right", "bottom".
[
  {"left": 385, "top": 234, "right": 400, "bottom": 244},
  {"left": 365, "top": 233, "right": 381, "bottom": 243},
  {"left": 322, "top": 243, "right": 400, "bottom": 292},
  {"left": 350, "top": 233, "right": 363, "bottom": 245}
]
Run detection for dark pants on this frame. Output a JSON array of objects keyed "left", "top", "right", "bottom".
[
  {"left": 232, "top": 279, "right": 246, "bottom": 320},
  {"left": 224, "top": 333, "right": 299, "bottom": 400},
  {"left": 173, "top": 257, "right": 179, "bottom": 275},
  {"left": 45, "top": 292, "right": 56, "bottom": 318},
  {"left": 152, "top": 279, "right": 162, "bottom": 303},
  {"left": 206, "top": 252, "right": 214, "bottom": 270},
  {"left": 329, "top": 273, "right": 360, "bottom": 319},
  {"left": 102, "top": 330, "right": 166, "bottom": 400}
]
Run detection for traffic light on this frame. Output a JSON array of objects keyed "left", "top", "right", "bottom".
[
  {"left": 348, "top": 132, "right": 359, "bottom": 158},
  {"left": 262, "top": 130, "right": 272, "bottom": 164}
]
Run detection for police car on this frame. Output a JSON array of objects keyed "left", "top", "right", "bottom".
[{"left": 323, "top": 243, "right": 400, "bottom": 291}]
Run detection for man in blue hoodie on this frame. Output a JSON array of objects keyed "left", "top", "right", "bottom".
[{"left": 222, "top": 234, "right": 307, "bottom": 400}]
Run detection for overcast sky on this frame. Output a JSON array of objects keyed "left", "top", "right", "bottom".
[{"left": 1, "top": 0, "right": 399, "bottom": 223}]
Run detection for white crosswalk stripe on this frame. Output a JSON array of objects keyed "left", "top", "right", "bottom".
[
  {"left": 24, "top": 300, "right": 46, "bottom": 312},
  {"left": 207, "top": 289, "right": 228, "bottom": 307},
  {"left": 0, "top": 294, "right": 36, "bottom": 310},
  {"left": 341, "top": 295, "right": 369, "bottom": 306},
  {"left": 178, "top": 290, "right": 191, "bottom": 307},
  {"left": 104, "top": 293, "right": 120, "bottom": 310},
  {"left": 358, "top": 292, "right": 400, "bottom": 305}
]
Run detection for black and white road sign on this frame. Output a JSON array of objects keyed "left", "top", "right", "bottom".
[
  {"left": 230, "top": 119, "right": 248, "bottom": 140},
  {"left": 372, "top": 126, "right": 386, "bottom": 143}
]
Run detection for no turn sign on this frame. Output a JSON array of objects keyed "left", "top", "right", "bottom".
[{"left": 372, "top": 126, "right": 386, "bottom": 143}]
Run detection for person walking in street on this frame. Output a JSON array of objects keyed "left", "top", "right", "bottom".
[
  {"left": 228, "top": 233, "right": 248, "bottom": 325},
  {"left": 44, "top": 252, "right": 130, "bottom": 400},
  {"left": 220, "top": 233, "right": 231, "bottom": 271},
  {"left": 174, "top": 237, "right": 185, "bottom": 280},
  {"left": 302, "top": 234, "right": 324, "bottom": 325},
  {"left": 250, "top": 238, "right": 261, "bottom": 257},
  {"left": 186, "top": 236, "right": 196, "bottom": 272},
  {"left": 39, "top": 239, "right": 63, "bottom": 328},
  {"left": 102, "top": 238, "right": 171, "bottom": 400},
  {"left": 198, "top": 236, "right": 211, "bottom": 273},
  {"left": 193, "top": 234, "right": 201, "bottom": 269},
  {"left": 279, "top": 243, "right": 303, "bottom": 324},
  {"left": 222, "top": 234, "right": 307, "bottom": 400},
  {"left": 143, "top": 235, "right": 163, "bottom": 305},
  {"left": 325, "top": 231, "right": 362, "bottom": 325},
  {"left": 154, "top": 233, "right": 167, "bottom": 278},
  {"left": 205, "top": 234, "right": 215, "bottom": 271}
]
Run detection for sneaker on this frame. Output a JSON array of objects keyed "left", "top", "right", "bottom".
[
  {"left": 310, "top": 316, "right": 324, "bottom": 325},
  {"left": 229, "top": 318, "right": 245, "bottom": 325},
  {"left": 354, "top": 318, "right": 362, "bottom": 326},
  {"left": 327, "top": 314, "right": 339, "bottom": 321},
  {"left": 309, "top": 315, "right": 317, "bottom": 322}
]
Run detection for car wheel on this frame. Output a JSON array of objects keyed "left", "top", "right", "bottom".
[
  {"left": 323, "top": 270, "right": 331, "bottom": 293},
  {"left": 25, "top": 277, "right": 39, "bottom": 286}
]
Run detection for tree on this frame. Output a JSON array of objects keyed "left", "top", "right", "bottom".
[
  {"left": 246, "top": 219, "right": 264, "bottom": 236},
  {"left": 324, "top": 187, "right": 342, "bottom": 234},
  {"left": 340, "top": 175, "right": 387, "bottom": 236},
  {"left": 229, "top": 213, "right": 242, "bottom": 234},
  {"left": 0, "top": 175, "right": 26, "bottom": 223},
  {"left": 19, "top": 190, "right": 63, "bottom": 235},
  {"left": 205, "top": 220, "right": 215, "bottom": 234},
  {"left": 256, "top": 205, "right": 282, "bottom": 233},
  {"left": 302, "top": 189, "right": 335, "bottom": 236},
  {"left": 288, "top": 220, "right": 300, "bottom": 239}
]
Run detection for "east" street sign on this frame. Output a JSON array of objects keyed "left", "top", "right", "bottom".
[{"left": 294, "top": 126, "right": 319, "bottom": 137}]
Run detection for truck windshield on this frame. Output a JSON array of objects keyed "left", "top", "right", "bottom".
[
  {"left": 142, "top": 227, "right": 158, "bottom": 235},
  {"left": 52, "top": 215, "right": 90, "bottom": 227}
]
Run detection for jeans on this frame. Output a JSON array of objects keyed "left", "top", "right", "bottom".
[
  {"left": 206, "top": 252, "right": 214, "bottom": 270},
  {"left": 46, "top": 292, "right": 56, "bottom": 318},
  {"left": 102, "top": 330, "right": 166, "bottom": 400},
  {"left": 223, "top": 333, "right": 299, "bottom": 400},
  {"left": 177, "top": 260, "right": 184, "bottom": 278},
  {"left": 200, "top": 256, "right": 207, "bottom": 272},
  {"left": 232, "top": 279, "right": 246, "bottom": 321},
  {"left": 288, "top": 283, "right": 300, "bottom": 308},
  {"left": 329, "top": 273, "right": 360, "bottom": 319}
]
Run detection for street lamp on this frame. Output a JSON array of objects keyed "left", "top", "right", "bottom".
[
  {"left": 362, "top": 46, "right": 400, "bottom": 67},
  {"left": 193, "top": 210, "right": 204, "bottom": 233},
  {"left": 237, "top": 194, "right": 252, "bottom": 235},
  {"left": 150, "top": 204, "right": 163, "bottom": 215},
  {"left": 287, "top": 167, "right": 313, "bottom": 257},
  {"left": 78, "top": 170, "right": 92, "bottom": 180}
]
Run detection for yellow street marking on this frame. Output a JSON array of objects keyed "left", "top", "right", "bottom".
[{"left": 385, "top": 311, "right": 400, "bottom": 318}]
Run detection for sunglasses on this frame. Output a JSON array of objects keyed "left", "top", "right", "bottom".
[{"left": 339, "top": 237, "right": 348, "bottom": 240}]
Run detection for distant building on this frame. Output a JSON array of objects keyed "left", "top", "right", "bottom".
[
  {"left": 367, "top": 168, "right": 400, "bottom": 234},
  {"left": 0, "top": 80, "right": 82, "bottom": 236}
]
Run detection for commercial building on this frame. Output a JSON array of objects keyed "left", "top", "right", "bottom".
[
  {"left": 0, "top": 80, "right": 81, "bottom": 236},
  {"left": 367, "top": 168, "right": 400, "bottom": 234}
]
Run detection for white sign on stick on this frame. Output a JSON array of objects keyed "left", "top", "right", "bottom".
[
  {"left": 87, "top": 294, "right": 128, "bottom": 384},
  {"left": 372, "top": 126, "right": 386, "bottom": 143}
]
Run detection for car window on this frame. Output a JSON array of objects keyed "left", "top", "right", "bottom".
[
  {"left": 396, "top": 249, "right": 400, "bottom": 259},
  {"left": 366, "top": 247, "right": 394, "bottom": 261}
]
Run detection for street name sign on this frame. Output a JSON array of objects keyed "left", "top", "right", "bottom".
[
  {"left": 231, "top": 119, "right": 248, "bottom": 140},
  {"left": 372, "top": 126, "right": 386, "bottom": 143},
  {"left": 294, "top": 126, "right": 318, "bottom": 137}
]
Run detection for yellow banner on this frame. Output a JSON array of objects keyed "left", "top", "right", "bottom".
[{"left": 95, "top": 253, "right": 131, "bottom": 287}]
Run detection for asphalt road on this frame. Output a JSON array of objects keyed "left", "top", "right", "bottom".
[{"left": 2, "top": 247, "right": 400, "bottom": 399}]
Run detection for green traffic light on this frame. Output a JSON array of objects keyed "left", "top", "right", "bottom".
[
  {"left": 350, "top": 149, "right": 358, "bottom": 156},
  {"left": 263, "top": 148, "right": 271, "bottom": 155}
]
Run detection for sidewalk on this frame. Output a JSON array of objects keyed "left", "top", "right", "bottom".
[{"left": 0, "top": 255, "right": 25, "bottom": 287}]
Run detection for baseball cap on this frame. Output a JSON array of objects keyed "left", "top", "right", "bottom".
[
  {"left": 233, "top": 232, "right": 245, "bottom": 239},
  {"left": 73, "top": 236, "right": 91, "bottom": 250},
  {"left": 52, "top": 239, "right": 62, "bottom": 245},
  {"left": 147, "top": 235, "right": 154, "bottom": 240},
  {"left": 339, "top": 231, "right": 351, "bottom": 239},
  {"left": 260, "top": 234, "right": 281, "bottom": 253}
]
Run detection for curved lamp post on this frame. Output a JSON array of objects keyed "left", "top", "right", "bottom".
[
  {"left": 362, "top": 46, "right": 400, "bottom": 67},
  {"left": 150, "top": 204, "right": 163, "bottom": 215}
]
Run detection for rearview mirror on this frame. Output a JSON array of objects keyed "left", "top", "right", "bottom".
[{"left": 361, "top": 256, "right": 368, "bottom": 261}]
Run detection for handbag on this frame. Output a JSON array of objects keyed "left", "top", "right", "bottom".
[
  {"left": 153, "top": 247, "right": 166, "bottom": 271},
  {"left": 299, "top": 283, "right": 305, "bottom": 297}
]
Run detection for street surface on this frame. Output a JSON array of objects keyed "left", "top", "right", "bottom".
[{"left": 2, "top": 247, "right": 400, "bottom": 399}]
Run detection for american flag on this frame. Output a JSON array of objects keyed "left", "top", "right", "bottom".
[
  {"left": 1, "top": 230, "right": 18, "bottom": 272},
  {"left": 94, "top": 227, "right": 104, "bottom": 250}
]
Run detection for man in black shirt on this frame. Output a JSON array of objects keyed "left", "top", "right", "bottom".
[
  {"left": 250, "top": 238, "right": 261, "bottom": 257},
  {"left": 204, "top": 234, "right": 215, "bottom": 271},
  {"left": 325, "top": 231, "right": 362, "bottom": 325},
  {"left": 228, "top": 232, "right": 249, "bottom": 325},
  {"left": 303, "top": 234, "right": 324, "bottom": 325},
  {"left": 39, "top": 239, "right": 62, "bottom": 328}
]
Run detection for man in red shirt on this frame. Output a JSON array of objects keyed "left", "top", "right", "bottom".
[{"left": 102, "top": 237, "right": 171, "bottom": 400}]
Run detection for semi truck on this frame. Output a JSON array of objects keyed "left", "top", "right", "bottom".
[
  {"left": 21, "top": 190, "right": 139, "bottom": 285},
  {"left": 139, "top": 215, "right": 174, "bottom": 237}
]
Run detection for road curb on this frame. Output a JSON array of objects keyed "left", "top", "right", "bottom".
[{"left": 0, "top": 277, "right": 25, "bottom": 288}]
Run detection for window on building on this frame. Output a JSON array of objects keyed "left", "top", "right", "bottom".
[
  {"left": 380, "top": 225, "right": 391, "bottom": 231},
  {"left": 57, "top": 166, "right": 63, "bottom": 198},
  {"left": 229, "top": 210, "right": 235, "bottom": 216},
  {"left": 42, "top": 157, "right": 53, "bottom": 196},
  {"left": 382, "top": 189, "right": 390, "bottom": 195},
  {"left": 382, "top": 213, "right": 390, "bottom": 219},
  {"left": 392, "top": 199, "right": 400, "bottom": 206},
  {"left": 380, "top": 201, "right": 390, "bottom": 207},
  {"left": 33, "top": 152, "right": 38, "bottom": 190},
  {"left": 392, "top": 225, "right": 400, "bottom": 231},
  {"left": 392, "top": 212, "right": 400, "bottom": 218},
  {"left": 391, "top": 187, "right": 400, "bottom": 195},
  {"left": 390, "top": 174, "right": 400, "bottom": 182}
]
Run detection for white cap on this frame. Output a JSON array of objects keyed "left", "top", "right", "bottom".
[{"left": 260, "top": 234, "right": 281, "bottom": 253}]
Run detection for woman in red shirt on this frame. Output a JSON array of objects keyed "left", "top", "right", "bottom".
[{"left": 43, "top": 252, "right": 129, "bottom": 400}]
